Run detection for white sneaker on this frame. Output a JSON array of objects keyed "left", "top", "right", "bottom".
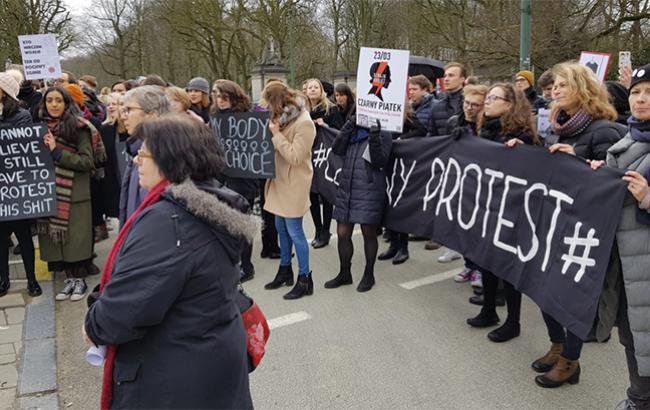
[
  {"left": 470, "top": 271, "right": 483, "bottom": 288},
  {"left": 55, "top": 279, "right": 75, "bottom": 301},
  {"left": 454, "top": 268, "right": 473, "bottom": 282},
  {"left": 437, "top": 249, "right": 462, "bottom": 263},
  {"left": 70, "top": 279, "right": 88, "bottom": 302}
]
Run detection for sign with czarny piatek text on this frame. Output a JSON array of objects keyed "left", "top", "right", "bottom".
[
  {"left": 211, "top": 112, "right": 275, "bottom": 179},
  {"left": 356, "top": 47, "right": 410, "bottom": 133},
  {"left": 0, "top": 124, "right": 57, "bottom": 221},
  {"left": 383, "top": 134, "right": 627, "bottom": 339}
]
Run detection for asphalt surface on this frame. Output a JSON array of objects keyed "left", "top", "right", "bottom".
[{"left": 55, "top": 220, "right": 629, "bottom": 409}]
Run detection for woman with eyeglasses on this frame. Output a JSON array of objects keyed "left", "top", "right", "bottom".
[
  {"left": 519, "top": 62, "right": 625, "bottom": 389},
  {"left": 37, "top": 87, "right": 98, "bottom": 301},
  {"left": 467, "top": 83, "right": 539, "bottom": 344},
  {"left": 118, "top": 86, "right": 170, "bottom": 226}
]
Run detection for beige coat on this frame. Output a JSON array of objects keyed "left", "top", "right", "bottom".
[{"left": 264, "top": 110, "right": 316, "bottom": 218}]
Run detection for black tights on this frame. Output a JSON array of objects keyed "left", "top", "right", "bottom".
[
  {"left": 337, "top": 222, "right": 378, "bottom": 275},
  {"left": 1, "top": 221, "right": 36, "bottom": 283},
  {"left": 481, "top": 270, "right": 521, "bottom": 324},
  {"left": 310, "top": 193, "right": 333, "bottom": 235}
]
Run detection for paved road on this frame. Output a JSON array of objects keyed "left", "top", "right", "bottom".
[{"left": 55, "top": 220, "right": 628, "bottom": 409}]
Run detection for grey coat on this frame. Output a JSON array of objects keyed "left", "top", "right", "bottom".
[{"left": 603, "top": 133, "right": 650, "bottom": 376}]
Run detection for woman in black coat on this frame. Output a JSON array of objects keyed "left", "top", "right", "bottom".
[
  {"left": 325, "top": 119, "right": 392, "bottom": 292},
  {"left": 0, "top": 73, "right": 41, "bottom": 297},
  {"left": 467, "top": 83, "right": 539, "bottom": 343},
  {"left": 84, "top": 115, "right": 256, "bottom": 409}
]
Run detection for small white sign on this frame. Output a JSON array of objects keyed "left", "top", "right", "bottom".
[
  {"left": 578, "top": 51, "right": 611, "bottom": 83},
  {"left": 18, "top": 34, "right": 62, "bottom": 80},
  {"left": 537, "top": 108, "right": 552, "bottom": 140},
  {"left": 355, "top": 47, "right": 410, "bottom": 133}
]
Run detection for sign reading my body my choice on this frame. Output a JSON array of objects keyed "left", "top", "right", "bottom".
[
  {"left": 211, "top": 112, "right": 275, "bottom": 179},
  {"left": 0, "top": 124, "right": 57, "bottom": 221},
  {"left": 356, "top": 47, "right": 410, "bottom": 133}
]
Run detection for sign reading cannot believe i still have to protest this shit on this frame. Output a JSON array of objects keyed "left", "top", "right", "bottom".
[
  {"left": 356, "top": 47, "right": 410, "bottom": 134},
  {"left": 0, "top": 124, "right": 57, "bottom": 221},
  {"left": 18, "top": 34, "right": 62, "bottom": 81}
]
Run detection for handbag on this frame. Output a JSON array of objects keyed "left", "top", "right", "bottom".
[{"left": 235, "top": 285, "right": 270, "bottom": 372}]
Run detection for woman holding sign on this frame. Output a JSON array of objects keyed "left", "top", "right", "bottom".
[
  {"left": 590, "top": 64, "right": 650, "bottom": 409},
  {"left": 262, "top": 82, "right": 316, "bottom": 300},
  {"left": 0, "top": 73, "right": 41, "bottom": 297},
  {"left": 37, "top": 87, "right": 97, "bottom": 301}
]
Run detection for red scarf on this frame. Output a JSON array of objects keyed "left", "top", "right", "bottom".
[{"left": 98, "top": 179, "right": 170, "bottom": 410}]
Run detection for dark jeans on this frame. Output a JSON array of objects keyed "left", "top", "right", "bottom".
[
  {"left": 541, "top": 311, "right": 583, "bottom": 360},
  {"left": 619, "top": 286, "right": 650, "bottom": 409},
  {"left": 0, "top": 220, "right": 36, "bottom": 283},
  {"left": 481, "top": 269, "right": 521, "bottom": 324}
]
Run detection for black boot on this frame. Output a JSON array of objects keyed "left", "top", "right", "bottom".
[
  {"left": 264, "top": 265, "right": 294, "bottom": 290},
  {"left": 469, "top": 293, "right": 505, "bottom": 307},
  {"left": 378, "top": 246, "right": 398, "bottom": 260},
  {"left": 324, "top": 269, "right": 353, "bottom": 289},
  {"left": 0, "top": 279, "right": 9, "bottom": 297},
  {"left": 466, "top": 309, "right": 500, "bottom": 327},
  {"left": 284, "top": 273, "right": 314, "bottom": 300},
  {"left": 356, "top": 270, "right": 375, "bottom": 293},
  {"left": 487, "top": 320, "right": 521, "bottom": 342},
  {"left": 27, "top": 280, "right": 42, "bottom": 297},
  {"left": 312, "top": 231, "right": 331, "bottom": 249},
  {"left": 310, "top": 231, "right": 320, "bottom": 247},
  {"left": 240, "top": 267, "right": 255, "bottom": 283},
  {"left": 392, "top": 246, "right": 409, "bottom": 265}
]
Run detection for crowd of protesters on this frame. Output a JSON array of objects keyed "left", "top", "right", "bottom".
[{"left": 0, "top": 54, "right": 649, "bottom": 409}]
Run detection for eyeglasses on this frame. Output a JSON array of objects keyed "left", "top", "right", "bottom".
[
  {"left": 463, "top": 101, "right": 484, "bottom": 109},
  {"left": 485, "top": 95, "right": 510, "bottom": 103},
  {"left": 515, "top": 78, "right": 528, "bottom": 83},
  {"left": 136, "top": 148, "right": 152, "bottom": 160},
  {"left": 120, "top": 106, "right": 144, "bottom": 115}
]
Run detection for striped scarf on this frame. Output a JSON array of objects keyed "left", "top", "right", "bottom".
[
  {"left": 37, "top": 120, "right": 78, "bottom": 243},
  {"left": 551, "top": 110, "right": 593, "bottom": 138}
]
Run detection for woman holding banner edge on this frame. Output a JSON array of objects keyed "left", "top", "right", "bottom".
[
  {"left": 0, "top": 72, "right": 41, "bottom": 297},
  {"left": 590, "top": 63, "right": 650, "bottom": 410}
]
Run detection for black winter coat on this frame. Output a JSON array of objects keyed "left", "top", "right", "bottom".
[
  {"left": 332, "top": 120, "right": 392, "bottom": 225},
  {"left": 479, "top": 117, "right": 536, "bottom": 146},
  {"left": 85, "top": 179, "right": 255, "bottom": 410},
  {"left": 413, "top": 94, "right": 436, "bottom": 130},
  {"left": 100, "top": 123, "right": 128, "bottom": 218},
  {"left": 525, "top": 87, "right": 548, "bottom": 114},
  {"left": 545, "top": 116, "right": 627, "bottom": 160},
  {"left": 428, "top": 90, "right": 463, "bottom": 136},
  {"left": 0, "top": 107, "right": 32, "bottom": 127},
  {"left": 17, "top": 86, "right": 42, "bottom": 122}
]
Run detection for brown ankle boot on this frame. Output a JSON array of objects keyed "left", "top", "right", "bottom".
[
  {"left": 531, "top": 343, "right": 563, "bottom": 373},
  {"left": 534, "top": 356, "right": 580, "bottom": 388}
]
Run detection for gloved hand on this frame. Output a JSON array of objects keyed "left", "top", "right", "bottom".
[{"left": 369, "top": 119, "right": 381, "bottom": 139}]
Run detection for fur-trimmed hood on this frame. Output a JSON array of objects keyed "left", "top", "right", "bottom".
[
  {"left": 279, "top": 95, "right": 307, "bottom": 128},
  {"left": 165, "top": 179, "right": 260, "bottom": 244}
]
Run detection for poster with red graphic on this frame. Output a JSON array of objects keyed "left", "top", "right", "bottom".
[
  {"left": 356, "top": 47, "right": 410, "bottom": 133},
  {"left": 18, "top": 34, "right": 62, "bottom": 81}
]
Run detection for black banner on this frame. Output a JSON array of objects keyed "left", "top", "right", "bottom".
[
  {"left": 211, "top": 112, "right": 275, "bottom": 179},
  {"left": 311, "top": 126, "right": 343, "bottom": 205},
  {"left": 383, "top": 135, "right": 627, "bottom": 339},
  {"left": 0, "top": 124, "right": 56, "bottom": 221}
]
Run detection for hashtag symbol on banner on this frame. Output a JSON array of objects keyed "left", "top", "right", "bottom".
[
  {"left": 560, "top": 222, "right": 600, "bottom": 283},
  {"left": 313, "top": 143, "right": 329, "bottom": 169}
]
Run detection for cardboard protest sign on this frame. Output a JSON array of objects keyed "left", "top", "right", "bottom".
[
  {"left": 18, "top": 34, "right": 62, "bottom": 80},
  {"left": 0, "top": 124, "right": 57, "bottom": 221},
  {"left": 210, "top": 112, "right": 275, "bottom": 178},
  {"left": 356, "top": 47, "right": 410, "bottom": 133},
  {"left": 579, "top": 51, "right": 611, "bottom": 82}
]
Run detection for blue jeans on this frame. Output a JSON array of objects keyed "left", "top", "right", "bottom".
[{"left": 275, "top": 216, "right": 310, "bottom": 276}]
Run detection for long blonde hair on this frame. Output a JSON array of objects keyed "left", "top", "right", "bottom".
[
  {"left": 550, "top": 62, "right": 617, "bottom": 121},
  {"left": 305, "top": 78, "right": 330, "bottom": 114},
  {"left": 102, "top": 92, "right": 122, "bottom": 125}
]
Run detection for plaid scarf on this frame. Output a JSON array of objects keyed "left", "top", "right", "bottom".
[{"left": 551, "top": 110, "right": 594, "bottom": 138}]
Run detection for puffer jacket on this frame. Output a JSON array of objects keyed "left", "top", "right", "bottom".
[
  {"left": 602, "top": 134, "right": 650, "bottom": 376},
  {"left": 412, "top": 94, "right": 436, "bottom": 131},
  {"left": 428, "top": 90, "right": 463, "bottom": 136},
  {"left": 331, "top": 120, "right": 392, "bottom": 225},
  {"left": 545, "top": 117, "right": 627, "bottom": 160}
]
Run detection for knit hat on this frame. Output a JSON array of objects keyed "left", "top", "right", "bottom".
[
  {"left": 516, "top": 70, "right": 534, "bottom": 87},
  {"left": 0, "top": 73, "right": 20, "bottom": 101},
  {"left": 630, "top": 64, "right": 650, "bottom": 92},
  {"left": 186, "top": 77, "right": 210, "bottom": 95},
  {"left": 64, "top": 83, "right": 86, "bottom": 108}
]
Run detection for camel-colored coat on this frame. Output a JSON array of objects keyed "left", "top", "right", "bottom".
[{"left": 264, "top": 110, "right": 316, "bottom": 218}]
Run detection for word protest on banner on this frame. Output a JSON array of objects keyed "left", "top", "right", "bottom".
[
  {"left": 211, "top": 112, "right": 275, "bottom": 179},
  {"left": 356, "top": 47, "right": 410, "bottom": 133},
  {"left": 579, "top": 51, "right": 611, "bottom": 83},
  {"left": 383, "top": 134, "right": 626, "bottom": 339},
  {"left": 18, "top": 34, "right": 62, "bottom": 81},
  {"left": 0, "top": 124, "right": 57, "bottom": 221},
  {"left": 311, "top": 126, "right": 343, "bottom": 205}
]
